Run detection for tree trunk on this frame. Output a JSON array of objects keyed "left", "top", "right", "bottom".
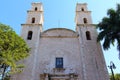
[{"left": 1, "top": 64, "right": 7, "bottom": 80}]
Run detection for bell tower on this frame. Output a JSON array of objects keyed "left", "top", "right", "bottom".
[
  {"left": 16, "top": 3, "right": 44, "bottom": 80},
  {"left": 75, "top": 3, "right": 92, "bottom": 25},
  {"left": 75, "top": 3, "right": 109, "bottom": 80},
  {"left": 21, "top": 2, "right": 44, "bottom": 47}
]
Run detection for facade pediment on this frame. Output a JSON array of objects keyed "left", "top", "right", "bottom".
[{"left": 41, "top": 28, "right": 78, "bottom": 38}]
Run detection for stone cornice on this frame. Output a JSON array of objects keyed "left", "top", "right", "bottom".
[
  {"left": 21, "top": 24, "right": 42, "bottom": 26},
  {"left": 41, "top": 35, "right": 78, "bottom": 38},
  {"left": 27, "top": 10, "right": 43, "bottom": 13},
  {"left": 76, "top": 24, "right": 97, "bottom": 27},
  {"left": 76, "top": 11, "right": 91, "bottom": 13}
]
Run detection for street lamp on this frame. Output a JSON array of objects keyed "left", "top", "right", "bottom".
[{"left": 108, "top": 61, "right": 116, "bottom": 80}]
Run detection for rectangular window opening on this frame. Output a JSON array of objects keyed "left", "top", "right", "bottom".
[{"left": 56, "top": 57, "right": 63, "bottom": 68}]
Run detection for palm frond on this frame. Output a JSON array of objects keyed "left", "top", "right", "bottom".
[
  {"left": 103, "top": 36, "right": 111, "bottom": 50},
  {"left": 97, "top": 30, "right": 107, "bottom": 42}
]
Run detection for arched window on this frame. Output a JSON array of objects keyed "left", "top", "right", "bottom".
[
  {"left": 83, "top": 18, "right": 87, "bottom": 24},
  {"left": 86, "top": 31, "right": 91, "bottom": 40},
  {"left": 35, "top": 7, "right": 37, "bottom": 11},
  {"left": 31, "top": 17, "right": 35, "bottom": 23},
  {"left": 81, "top": 8, "right": 84, "bottom": 11},
  {"left": 27, "top": 31, "right": 33, "bottom": 40}
]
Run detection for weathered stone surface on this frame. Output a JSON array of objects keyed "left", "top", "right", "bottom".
[{"left": 13, "top": 2, "right": 109, "bottom": 80}]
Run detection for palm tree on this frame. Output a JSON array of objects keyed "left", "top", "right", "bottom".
[{"left": 97, "top": 4, "right": 120, "bottom": 59}]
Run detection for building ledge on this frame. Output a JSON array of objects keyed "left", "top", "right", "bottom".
[
  {"left": 53, "top": 68, "right": 65, "bottom": 72},
  {"left": 21, "top": 24, "right": 42, "bottom": 26}
]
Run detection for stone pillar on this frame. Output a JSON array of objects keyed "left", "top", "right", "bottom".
[
  {"left": 69, "top": 73, "right": 75, "bottom": 80},
  {"left": 44, "top": 73, "right": 49, "bottom": 80}
]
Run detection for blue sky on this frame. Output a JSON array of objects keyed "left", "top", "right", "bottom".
[{"left": 0, "top": 0, "right": 120, "bottom": 73}]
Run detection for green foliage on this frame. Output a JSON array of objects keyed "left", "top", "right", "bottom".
[
  {"left": 3, "top": 76, "right": 10, "bottom": 80},
  {"left": 0, "top": 23, "right": 30, "bottom": 79},
  {"left": 110, "top": 74, "right": 120, "bottom": 80},
  {"left": 97, "top": 4, "right": 120, "bottom": 59}
]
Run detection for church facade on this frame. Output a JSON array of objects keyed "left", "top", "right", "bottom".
[{"left": 13, "top": 2, "right": 109, "bottom": 80}]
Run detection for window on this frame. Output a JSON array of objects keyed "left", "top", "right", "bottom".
[
  {"left": 83, "top": 18, "right": 87, "bottom": 24},
  {"left": 81, "top": 8, "right": 84, "bottom": 11},
  {"left": 86, "top": 31, "right": 91, "bottom": 40},
  {"left": 56, "top": 57, "right": 63, "bottom": 68},
  {"left": 27, "top": 31, "right": 33, "bottom": 40},
  {"left": 35, "top": 7, "right": 37, "bottom": 11},
  {"left": 31, "top": 17, "right": 35, "bottom": 23}
]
